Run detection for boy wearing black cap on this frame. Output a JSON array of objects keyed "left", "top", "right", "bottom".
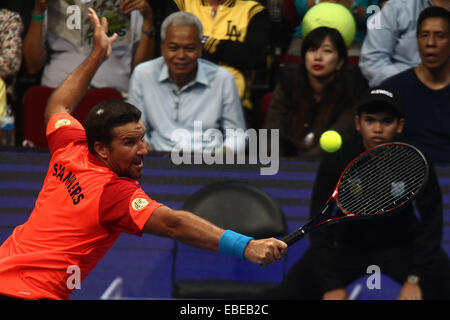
[
  {"left": 272, "top": 87, "right": 450, "bottom": 300},
  {"left": 354, "top": 87, "right": 405, "bottom": 150}
]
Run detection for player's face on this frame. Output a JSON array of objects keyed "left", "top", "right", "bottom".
[
  {"left": 417, "top": 17, "right": 450, "bottom": 70},
  {"left": 105, "top": 121, "right": 148, "bottom": 179},
  {"left": 162, "top": 25, "right": 202, "bottom": 86},
  {"left": 305, "top": 37, "right": 344, "bottom": 80},
  {"left": 355, "top": 112, "right": 405, "bottom": 150}
]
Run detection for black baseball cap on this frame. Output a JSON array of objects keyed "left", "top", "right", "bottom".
[{"left": 356, "top": 86, "right": 404, "bottom": 117}]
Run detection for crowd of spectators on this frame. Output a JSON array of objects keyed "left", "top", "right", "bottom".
[{"left": 1, "top": 0, "right": 448, "bottom": 163}]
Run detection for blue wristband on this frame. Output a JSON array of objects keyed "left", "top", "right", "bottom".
[{"left": 218, "top": 230, "right": 254, "bottom": 259}]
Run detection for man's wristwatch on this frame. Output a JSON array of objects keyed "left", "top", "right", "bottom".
[
  {"left": 407, "top": 275, "right": 420, "bottom": 285},
  {"left": 142, "top": 27, "right": 156, "bottom": 38}
]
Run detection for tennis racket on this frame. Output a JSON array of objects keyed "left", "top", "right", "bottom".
[{"left": 283, "top": 142, "right": 429, "bottom": 246}]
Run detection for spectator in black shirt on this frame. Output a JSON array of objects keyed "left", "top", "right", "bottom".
[{"left": 382, "top": 7, "right": 450, "bottom": 164}]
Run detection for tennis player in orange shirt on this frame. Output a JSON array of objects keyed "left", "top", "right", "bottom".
[{"left": 0, "top": 9, "right": 287, "bottom": 300}]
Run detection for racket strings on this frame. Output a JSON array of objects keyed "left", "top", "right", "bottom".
[
  {"left": 337, "top": 145, "right": 426, "bottom": 215},
  {"left": 340, "top": 153, "right": 424, "bottom": 214},
  {"left": 344, "top": 154, "right": 421, "bottom": 207},
  {"left": 341, "top": 150, "right": 425, "bottom": 214},
  {"left": 343, "top": 159, "right": 424, "bottom": 214},
  {"left": 339, "top": 168, "right": 419, "bottom": 215}
]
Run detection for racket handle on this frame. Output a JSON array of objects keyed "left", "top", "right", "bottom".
[
  {"left": 282, "top": 200, "right": 333, "bottom": 246},
  {"left": 282, "top": 228, "right": 306, "bottom": 246}
]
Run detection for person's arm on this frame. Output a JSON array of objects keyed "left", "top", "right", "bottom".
[
  {"left": 44, "top": 9, "right": 118, "bottom": 127},
  {"left": 397, "top": 163, "right": 443, "bottom": 300},
  {"left": 220, "top": 71, "right": 247, "bottom": 154},
  {"left": 358, "top": 2, "right": 412, "bottom": 87},
  {"left": 203, "top": 9, "right": 270, "bottom": 70},
  {"left": 143, "top": 206, "right": 287, "bottom": 266},
  {"left": 22, "top": 0, "right": 47, "bottom": 75},
  {"left": 120, "top": 0, "right": 156, "bottom": 68}
]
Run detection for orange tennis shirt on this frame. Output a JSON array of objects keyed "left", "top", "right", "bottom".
[{"left": 0, "top": 113, "right": 165, "bottom": 300}]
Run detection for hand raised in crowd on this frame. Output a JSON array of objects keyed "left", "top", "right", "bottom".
[
  {"left": 33, "top": 0, "right": 154, "bottom": 24},
  {"left": 119, "top": 0, "right": 154, "bottom": 24},
  {"left": 88, "top": 8, "right": 118, "bottom": 61},
  {"left": 33, "top": 0, "right": 49, "bottom": 15}
]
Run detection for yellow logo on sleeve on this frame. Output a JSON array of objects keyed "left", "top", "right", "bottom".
[
  {"left": 132, "top": 198, "right": 149, "bottom": 211},
  {"left": 55, "top": 119, "right": 72, "bottom": 129}
]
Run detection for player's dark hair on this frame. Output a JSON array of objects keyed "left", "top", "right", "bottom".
[
  {"left": 417, "top": 6, "right": 450, "bottom": 36},
  {"left": 84, "top": 100, "right": 141, "bottom": 155}
]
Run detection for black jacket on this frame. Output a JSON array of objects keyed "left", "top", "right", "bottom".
[{"left": 264, "top": 63, "right": 368, "bottom": 159}]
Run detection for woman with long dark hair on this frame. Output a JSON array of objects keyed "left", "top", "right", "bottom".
[{"left": 264, "top": 27, "right": 368, "bottom": 159}]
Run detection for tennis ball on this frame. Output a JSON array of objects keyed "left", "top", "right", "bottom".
[
  {"left": 320, "top": 130, "right": 342, "bottom": 153},
  {"left": 348, "top": 180, "right": 363, "bottom": 195},
  {"left": 302, "top": 2, "right": 356, "bottom": 47}
]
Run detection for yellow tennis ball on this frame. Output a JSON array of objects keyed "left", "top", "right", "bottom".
[
  {"left": 320, "top": 130, "right": 342, "bottom": 153},
  {"left": 302, "top": 2, "right": 356, "bottom": 47},
  {"left": 348, "top": 180, "right": 363, "bottom": 195}
]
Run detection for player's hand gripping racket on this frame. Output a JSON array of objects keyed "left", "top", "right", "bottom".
[{"left": 283, "top": 142, "right": 429, "bottom": 246}]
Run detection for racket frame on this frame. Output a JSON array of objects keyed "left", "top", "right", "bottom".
[{"left": 282, "top": 142, "right": 429, "bottom": 246}]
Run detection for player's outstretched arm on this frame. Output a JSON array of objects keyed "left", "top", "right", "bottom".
[
  {"left": 143, "top": 206, "right": 287, "bottom": 266},
  {"left": 44, "top": 8, "right": 118, "bottom": 127}
]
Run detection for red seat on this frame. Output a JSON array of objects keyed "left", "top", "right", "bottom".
[
  {"left": 22, "top": 86, "right": 122, "bottom": 148},
  {"left": 276, "top": 55, "right": 301, "bottom": 65},
  {"left": 347, "top": 56, "right": 360, "bottom": 65},
  {"left": 284, "top": 0, "right": 300, "bottom": 30}
]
